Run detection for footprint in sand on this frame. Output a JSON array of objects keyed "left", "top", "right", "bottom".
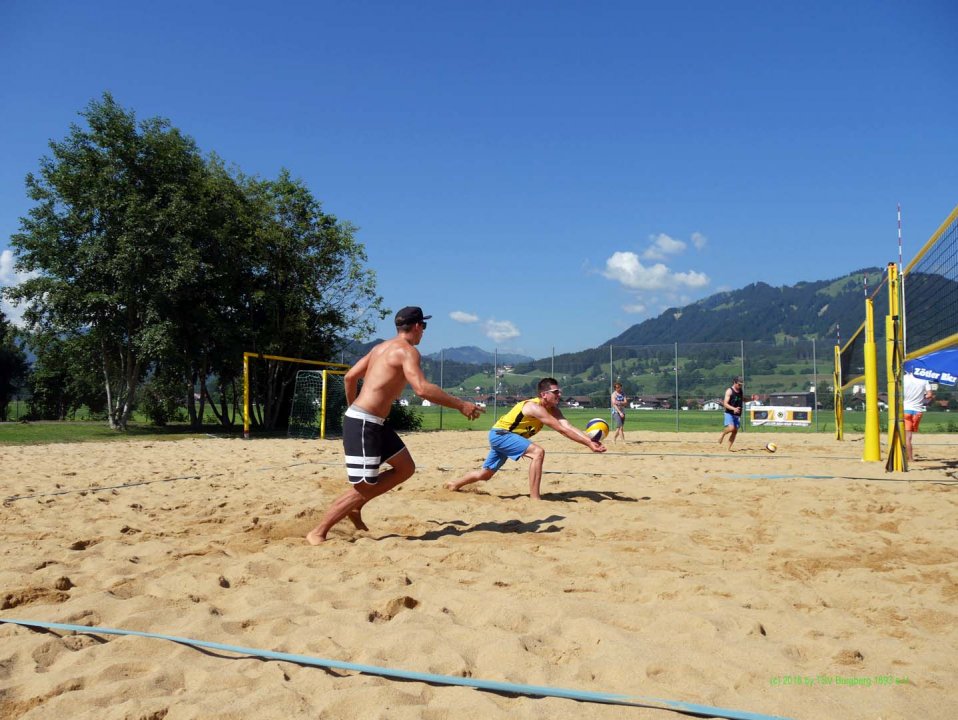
[
  {"left": 2, "top": 587, "right": 70, "bottom": 610},
  {"left": 367, "top": 595, "right": 419, "bottom": 623},
  {"left": 68, "top": 539, "right": 99, "bottom": 551}
]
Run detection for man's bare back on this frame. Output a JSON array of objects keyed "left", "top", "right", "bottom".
[{"left": 349, "top": 336, "right": 422, "bottom": 418}]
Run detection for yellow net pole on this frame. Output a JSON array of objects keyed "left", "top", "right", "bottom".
[
  {"left": 863, "top": 298, "right": 881, "bottom": 462},
  {"left": 885, "top": 263, "right": 906, "bottom": 471}
]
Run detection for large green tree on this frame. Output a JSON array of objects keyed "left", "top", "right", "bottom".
[
  {"left": 6, "top": 94, "right": 385, "bottom": 430},
  {"left": 8, "top": 93, "right": 208, "bottom": 429}
]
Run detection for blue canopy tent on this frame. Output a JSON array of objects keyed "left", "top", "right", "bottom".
[{"left": 904, "top": 348, "right": 958, "bottom": 386}]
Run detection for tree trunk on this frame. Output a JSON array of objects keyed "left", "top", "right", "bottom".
[
  {"left": 102, "top": 338, "right": 118, "bottom": 430},
  {"left": 117, "top": 357, "right": 141, "bottom": 430},
  {"left": 195, "top": 372, "right": 208, "bottom": 429},
  {"left": 187, "top": 369, "right": 199, "bottom": 427}
]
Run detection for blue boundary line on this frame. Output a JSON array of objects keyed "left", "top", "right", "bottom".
[{"left": 0, "top": 618, "right": 794, "bottom": 720}]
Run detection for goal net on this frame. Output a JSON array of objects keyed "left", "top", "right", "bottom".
[{"left": 288, "top": 369, "right": 347, "bottom": 439}]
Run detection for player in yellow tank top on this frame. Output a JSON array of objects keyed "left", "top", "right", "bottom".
[
  {"left": 446, "top": 378, "right": 606, "bottom": 500},
  {"left": 492, "top": 397, "right": 546, "bottom": 438}
]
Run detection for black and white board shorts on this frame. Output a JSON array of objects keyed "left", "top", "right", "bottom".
[{"left": 343, "top": 405, "right": 407, "bottom": 485}]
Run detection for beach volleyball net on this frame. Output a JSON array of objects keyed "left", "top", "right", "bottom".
[
  {"left": 833, "top": 203, "right": 958, "bottom": 463},
  {"left": 835, "top": 271, "right": 889, "bottom": 393},
  {"left": 835, "top": 204, "right": 958, "bottom": 393},
  {"left": 288, "top": 369, "right": 348, "bottom": 439},
  {"left": 902, "top": 204, "right": 958, "bottom": 358}
]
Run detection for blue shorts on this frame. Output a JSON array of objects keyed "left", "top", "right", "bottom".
[
  {"left": 482, "top": 429, "right": 532, "bottom": 472},
  {"left": 724, "top": 412, "right": 740, "bottom": 428}
]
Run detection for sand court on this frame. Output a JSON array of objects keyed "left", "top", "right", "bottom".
[{"left": 1, "top": 431, "right": 956, "bottom": 719}]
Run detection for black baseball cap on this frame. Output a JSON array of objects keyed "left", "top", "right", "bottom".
[{"left": 395, "top": 306, "right": 432, "bottom": 326}]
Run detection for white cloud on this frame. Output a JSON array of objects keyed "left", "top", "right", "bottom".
[
  {"left": 623, "top": 303, "right": 647, "bottom": 314},
  {"left": 0, "top": 250, "right": 15, "bottom": 284},
  {"left": 483, "top": 319, "right": 520, "bottom": 343},
  {"left": 450, "top": 310, "right": 479, "bottom": 323},
  {"left": 691, "top": 231, "right": 707, "bottom": 250},
  {"left": 603, "top": 251, "right": 709, "bottom": 291},
  {"left": 642, "top": 233, "right": 686, "bottom": 260},
  {"left": 0, "top": 249, "right": 37, "bottom": 327}
]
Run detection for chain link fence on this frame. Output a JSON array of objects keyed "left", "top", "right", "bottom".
[{"left": 341, "top": 339, "right": 834, "bottom": 432}]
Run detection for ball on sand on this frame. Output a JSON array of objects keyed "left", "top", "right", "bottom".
[
  {"left": 765, "top": 442, "right": 777, "bottom": 453},
  {"left": 585, "top": 417, "right": 609, "bottom": 442}
]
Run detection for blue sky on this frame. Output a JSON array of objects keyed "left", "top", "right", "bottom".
[{"left": 2, "top": 1, "right": 956, "bottom": 358}]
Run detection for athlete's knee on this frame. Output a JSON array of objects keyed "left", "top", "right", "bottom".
[
  {"left": 387, "top": 451, "right": 416, "bottom": 481},
  {"left": 528, "top": 444, "right": 545, "bottom": 461}
]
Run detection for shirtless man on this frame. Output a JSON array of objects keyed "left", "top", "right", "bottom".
[
  {"left": 306, "top": 306, "right": 483, "bottom": 543},
  {"left": 444, "top": 377, "right": 606, "bottom": 500}
]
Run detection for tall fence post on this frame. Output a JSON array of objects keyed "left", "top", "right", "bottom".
[
  {"left": 493, "top": 348, "right": 498, "bottom": 419},
  {"left": 740, "top": 340, "right": 746, "bottom": 434},
  {"left": 812, "top": 338, "right": 819, "bottom": 433},
  {"left": 610, "top": 345, "right": 614, "bottom": 408},
  {"left": 674, "top": 342, "right": 679, "bottom": 431}
]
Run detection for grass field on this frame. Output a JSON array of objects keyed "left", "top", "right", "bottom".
[
  {"left": 0, "top": 422, "right": 245, "bottom": 445},
  {"left": 3, "top": 408, "right": 956, "bottom": 445}
]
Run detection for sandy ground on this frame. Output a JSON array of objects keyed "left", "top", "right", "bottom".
[{"left": 1, "top": 429, "right": 956, "bottom": 720}]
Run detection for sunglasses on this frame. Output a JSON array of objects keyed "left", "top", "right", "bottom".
[
  {"left": 545, "top": 388, "right": 562, "bottom": 395},
  {"left": 419, "top": 321, "right": 427, "bottom": 329}
]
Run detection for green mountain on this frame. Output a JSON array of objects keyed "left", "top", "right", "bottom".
[
  {"left": 426, "top": 346, "right": 533, "bottom": 365},
  {"left": 604, "top": 267, "right": 885, "bottom": 348}
]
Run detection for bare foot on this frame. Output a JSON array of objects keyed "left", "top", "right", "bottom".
[
  {"left": 444, "top": 481, "right": 460, "bottom": 492},
  {"left": 305, "top": 529, "right": 326, "bottom": 545},
  {"left": 347, "top": 509, "right": 369, "bottom": 531}
]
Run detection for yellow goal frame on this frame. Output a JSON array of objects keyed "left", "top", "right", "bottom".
[{"left": 242, "top": 352, "right": 350, "bottom": 439}]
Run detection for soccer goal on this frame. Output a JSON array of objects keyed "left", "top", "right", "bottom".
[
  {"left": 242, "top": 352, "right": 349, "bottom": 439},
  {"left": 288, "top": 369, "right": 348, "bottom": 439}
]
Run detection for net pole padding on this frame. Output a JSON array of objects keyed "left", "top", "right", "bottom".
[
  {"left": 885, "top": 263, "right": 906, "bottom": 472},
  {"left": 242, "top": 352, "right": 351, "bottom": 440},
  {"left": 833, "top": 344, "right": 844, "bottom": 440},
  {"left": 863, "top": 298, "right": 882, "bottom": 462}
]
